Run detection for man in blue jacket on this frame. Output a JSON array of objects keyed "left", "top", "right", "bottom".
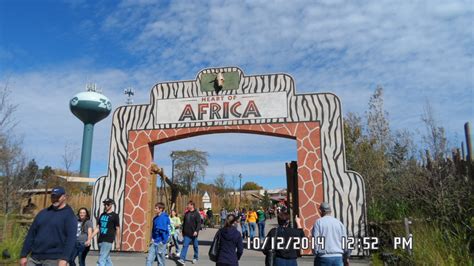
[
  {"left": 146, "top": 202, "right": 171, "bottom": 266},
  {"left": 20, "top": 186, "right": 77, "bottom": 266}
]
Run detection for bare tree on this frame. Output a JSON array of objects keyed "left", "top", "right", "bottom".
[
  {"left": 366, "top": 86, "right": 391, "bottom": 152},
  {"left": 171, "top": 149, "right": 209, "bottom": 193},
  {"left": 214, "top": 173, "right": 228, "bottom": 197},
  {"left": 422, "top": 101, "right": 448, "bottom": 161},
  {"left": 0, "top": 82, "right": 33, "bottom": 213},
  {"left": 0, "top": 135, "right": 26, "bottom": 213},
  {"left": 62, "top": 141, "right": 79, "bottom": 175},
  {"left": 0, "top": 80, "right": 18, "bottom": 133}
]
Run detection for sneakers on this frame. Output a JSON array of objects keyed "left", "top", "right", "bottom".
[
  {"left": 192, "top": 259, "right": 198, "bottom": 264},
  {"left": 177, "top": 259, "right": 185, "bottom": 265},
  {"left": 176, "top": 252, "right": 181, "bottom": 257}
]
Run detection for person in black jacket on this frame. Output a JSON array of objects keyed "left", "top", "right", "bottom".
[
  {"left": 178, "top": 201, "right": 201, "bottom": 265},
  {"left": 20, "top": 186, "right": 77, "bottom": 266},
  {"left": 215, "top": 214, "right": 244, "bottom": 266},
  {"left": 263, "top": 212, "right": 305, "bottom": 266}
]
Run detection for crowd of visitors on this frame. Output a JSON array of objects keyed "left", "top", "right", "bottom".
[{"left": 19, "top": 188, "right": 350, "bottom": 266}]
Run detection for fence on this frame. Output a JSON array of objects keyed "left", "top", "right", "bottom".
[
  {"left": 157, "top": 189, "right": 256, "bottom": 214},
  {"left": 25, "top": 190, "right": 255, "bottom": 217},
  {"left": 28, "top": 192, "right": 93, "bottom": 215}
]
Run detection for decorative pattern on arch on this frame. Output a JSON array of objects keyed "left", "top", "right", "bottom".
[
  {"left": 92, "top": 67, "right": 367, "bottom": 255},
  {"left": 123, "top": 122, "right": 322, "bottom": 251}
]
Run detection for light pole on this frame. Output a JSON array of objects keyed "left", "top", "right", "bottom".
[
  {"left": 239, "top": 173, "right": 242, "bottom": 208},
  {"left": 171, "top": 152, "right": 176, "bottom": 183}
]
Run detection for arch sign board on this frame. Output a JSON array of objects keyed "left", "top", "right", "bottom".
[{"left": 92, "top": 67, "right": 367, "bottom": 255}]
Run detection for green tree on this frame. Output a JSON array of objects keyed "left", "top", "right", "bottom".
[
  {"left": 242, "top": 181, "right": 262, "bottom": 191},
  {"left": 260, "top": 191, "right": 271, "bottom": 210},
  {"left": 19, "top": 159, "right": 40, "bottom": 187},
  {"left": 171, "top": 150, "right": 209, "bottom": 193},
  {"left": 344, "top": 87, "right": 395, "bottom": 217}
]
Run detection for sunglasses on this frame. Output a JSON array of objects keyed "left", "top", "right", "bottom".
[{"left": 103, "top": 203, "right": 111, "bottom": 206}]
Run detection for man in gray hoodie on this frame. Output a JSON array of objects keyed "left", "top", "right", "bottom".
[{"left": 312, "top": 202, "right": 350, "bottom": 266}]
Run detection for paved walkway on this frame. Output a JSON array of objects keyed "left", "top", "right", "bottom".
[{"left": 85, "top": 219, "right": 370, "bottom": 265}]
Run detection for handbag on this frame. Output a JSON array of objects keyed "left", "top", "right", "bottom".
[
  {"left": 208, "top": 229, "right": 221, "bottom": 262},
  {"left": 265, "top": 228, "right": 278, "bottom": 266}
]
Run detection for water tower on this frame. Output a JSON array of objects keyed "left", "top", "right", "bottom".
[{"left": 70, "top": 84, "right": 112, "bottom": 177}]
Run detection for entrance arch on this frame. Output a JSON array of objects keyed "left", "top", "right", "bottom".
[
  {"left": 125, "top": 122, "right": 321, "bottom": 250},
  {"left": 92, "top": 67, "right": 367, "bottom": 255}
]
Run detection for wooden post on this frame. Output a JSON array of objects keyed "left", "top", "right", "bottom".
[
  {"left": 465, "top": 122, "right": 472, "bottom": 161},
  {"left": 43, "top": 186, "right": 48, "bottom": 209},
  {"left": 2, "top": 213, "right": 8, "bottom": 242},
  {"left": 144, "top": 170, "right": 158, "bottom": 249},
  {"left": 286, "top": 161, "right": 299, "bottom": 227},
  {"left": 404, "top": 217, "right": 412, "bottom": 256}
]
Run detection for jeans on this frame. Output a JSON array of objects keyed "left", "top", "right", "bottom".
[
  {"left": 179, "top": 235, "right": 199, "bottom": 261},
  {"left": 27, "top": 258, "right": 58, "bottom": 266},
  {"left": 249, "top": 222, "right": 257, "bottom": 239},
  {"left": 275, "top": 256, "right": 298, "bottom": 266},
  {"left": 207, "top": 216, "right": 214, "bottom": 227},
  {"left": 314, "top": 256, "right": 343, "bottom": 266},
  {"left": 258, "top": 221, "right": 266, "bottom": 240},
  {"left": 221, "top": 218, "right": 226, "bottom": 228},
  {"left": 241, "top": 222, "right": 248, "bottom": 237},
  {"left": 97, "top": 242, "right": 113, "bottom": 266},
  {"left": 70, "top": 242, "right": 90, "bottom": 266},
  {"left": 169, "top": 233, "right": 180, "bottom": 254},
  {"left": 146, "top": 242, "right": 167, "bottom": 266}
]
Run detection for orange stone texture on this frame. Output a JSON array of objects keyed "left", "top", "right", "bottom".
[{"left": 123, "top": 122, "right": 322, "bottom": 251}]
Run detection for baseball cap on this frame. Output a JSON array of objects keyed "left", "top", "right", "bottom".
[
  {"left": 319, "top": 202, "right": 331, "bottom": 212},
  {"left": 103, "top": 198, "right": 115, "bottom": 205},
  {"left": 51, "top": 186, "right": 66, "bottom": 196}
]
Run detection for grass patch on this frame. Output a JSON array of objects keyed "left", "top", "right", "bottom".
[
  {"left": 403, "top": 223, "right": 472, "bottom": 265},
  {"left": 372, "top": 222, "right": 472, "bottom": 265}
]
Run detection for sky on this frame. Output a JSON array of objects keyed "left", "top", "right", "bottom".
[{"left": 0, "top": 0, "right": 472, "bottom": 189}]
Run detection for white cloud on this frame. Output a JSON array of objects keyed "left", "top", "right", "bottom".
[
  {"left": 2, "top": 0, "right": 473, "bottom": 180},
  {"left": 96, "top": 1, "right": 472, "bottom": 141}
]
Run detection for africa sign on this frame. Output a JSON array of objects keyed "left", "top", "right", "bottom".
[{"left": 155, "top": 92, "right": 287, "bottom": 124}]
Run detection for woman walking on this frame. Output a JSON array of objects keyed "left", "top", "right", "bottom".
[
  {"left": 168, "top": 209, "right": 181, "bottom": 258},
  {"left": 246, "top": 209, "right": 257, "bottom": 240},
  {"left": 70, "top": 207, "right": 93, "bottom": 266},
  {"left": 240, "top": 208, "right": 248, "bottom": 239},
  {"left": 263, "top": 212, "right": 305, "bottom": 266},
  {"left": 214, "top": 214, "right": 243, "bottom": 266}
]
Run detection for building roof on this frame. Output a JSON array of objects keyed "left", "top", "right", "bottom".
[{"left": 266, "top": 188, "right": 287, "bottom": 194}]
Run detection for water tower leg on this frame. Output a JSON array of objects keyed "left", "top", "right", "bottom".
[{"left": 79, "top": 123, "right": 95, "bottom": 177}]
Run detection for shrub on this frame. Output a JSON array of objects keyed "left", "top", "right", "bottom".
[{"left": 0, "top": 220, "right": 27, "bottom": 264}]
